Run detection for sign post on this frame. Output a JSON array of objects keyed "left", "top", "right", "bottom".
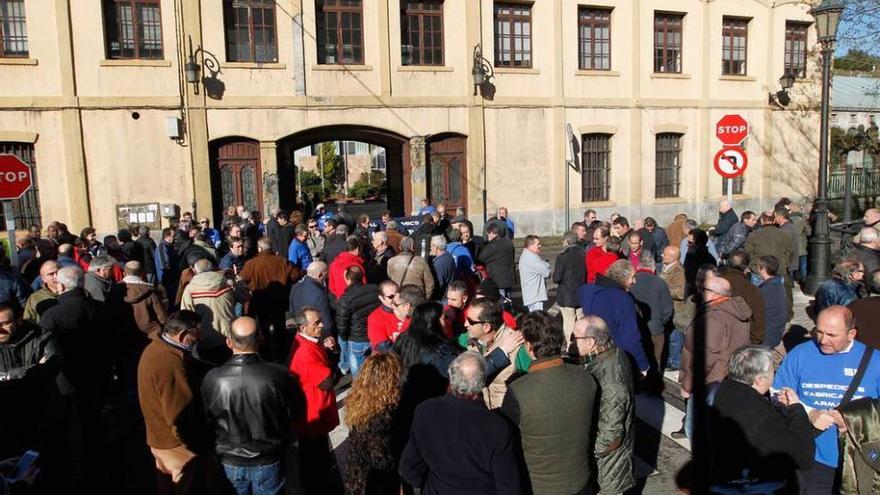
[
  {"left": 0, "top": 155, "right": 35, "bottom": 268},
  {"left": 714, "top": 115, "right": 750, "bottom": 206}
]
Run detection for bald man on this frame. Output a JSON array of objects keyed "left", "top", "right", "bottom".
[
  {"left": 774, "top": 306, "right": 880, "bottom": 491},
  {"left": 24, "top": 260, "right": 60, "bottom": 323},
  {"left": 201, "top": 316, "right": 300, "bottom": 493},
  {"left": 678, "top": 277, "right": 751, "bottom": 437}
]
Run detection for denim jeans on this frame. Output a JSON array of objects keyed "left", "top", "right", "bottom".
[
  {"left": 667, "top": 328, "right": 685, "bottom": 370},
  {"left": 338, "top": 336, "right": 350, "bottom": 374},
  {"left": 526, "top": 302, "right": 544, "bottom": 312},
  {"left": 348, "top": 340, "right": 371, "bottom": 377},
  {"left": 222, "top": 461, "right": 285, "bottom": 495},
  {"left": 799, "top": 254, "right": 808, "bottom": 280}
]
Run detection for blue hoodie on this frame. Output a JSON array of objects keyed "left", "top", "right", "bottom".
[{"left": 577, "top": 275, "right": 650, "bottom": 373}]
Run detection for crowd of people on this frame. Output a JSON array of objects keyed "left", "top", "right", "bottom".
[{"left": 2, "top": 197, "right": 880, "bottom": 495}]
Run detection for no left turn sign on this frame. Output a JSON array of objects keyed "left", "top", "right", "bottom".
[{"left": 713, "top": 147, "right": 748, "bottom": 179}]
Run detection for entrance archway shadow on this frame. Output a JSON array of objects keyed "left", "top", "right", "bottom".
[{"left": 276, "top": 125, "right": 410, "bottom": 217}]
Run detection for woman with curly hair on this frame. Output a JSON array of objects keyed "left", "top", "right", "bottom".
[{"left": 344, "top": 352, "right": 403, "bottom": 495}]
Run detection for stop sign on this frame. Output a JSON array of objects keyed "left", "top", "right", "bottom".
[
  {"left": 716, "top": 114, "right": 749, "bottom": 145},
  {"left": 0, "top": 155, "right": 33, "bottom": 200}
]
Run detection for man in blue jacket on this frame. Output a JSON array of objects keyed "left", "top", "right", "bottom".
[
  {"left": 577, "top": 259, "right": 650, "bottom": 375},
  {"left": 287, "top": 224, "right": 313, "bottom": 271},
  {"left": 430, "top": 235, "right": 455, "bottom": 300}
]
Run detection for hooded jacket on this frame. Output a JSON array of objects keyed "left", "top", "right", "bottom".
[
  {"left": 180, "top": 271, "right": 236, "bottom": 346},
  {"left": 328, "top": 251, "right": 366, "bottom": 299},
  {"left": 122, "top": 276, "right": 168, "bottom": 334},
  {"left": 679, "top": 296, "right": 752, "bottom": 393},
  {"left": 577, "top": 275, "right": 650, "bottom": 373}
]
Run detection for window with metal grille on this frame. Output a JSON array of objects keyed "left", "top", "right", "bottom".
[
  {"left": 0, "top": 143, "right": 41, "bottom": 228},
  {"left": 578, "top": 7, "right": 611, "bottom": 71},
  {"left": 401, "top": 1, "right": 443, "bottom": 66},
  {"left": 103, "top": 0, "right": 163, "bottom": 60},
  {"left": 722, "top": 175, "right": 744, "bottom": 195},
  {"left": 0, "top": 0, "right": 28, "bottom": 57},
  {"left": 223, "top": 0, "right": 277, "bottom": 63},
  {"left": 654, "top": 13, "right": 683, "bottom": 73},
  {"left": 784, "top": 22, "right": 809, "bottom": 79},
  {"left": 581, "top": 134, "right": 611, "bottom": 202},
  {"left": 721, "top": 17, "right": 748, "bottom": 75},
  {"left": 316, "top": 0, "right": 364, "bottom": 65},
  {"left": 655, "top": 133, "right": 682, "bottom": 198},
  {"left": 494, "top": 3, "right": 531, "bottom": 68}
]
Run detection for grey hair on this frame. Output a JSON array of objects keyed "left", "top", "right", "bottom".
[
  {"left": 430, "top": 235, "right": 447, "bottom": 251},
  {"left": 386, "top": 220, "right": 399, "bottom": 231},
  {"left": 605, "top": 260, "right": 635, "bottom": 287},
  {"left": 448, "top": 351, "right": 487, "bottom": 396},
  {"left": 373, "top": 231, "right": 388, "bottom": 243},
  {"left": 193, "top": 259, "right": 213, "bottom": 274},
  {"left": 562, "top": 231, "right": 578, "bottom": 246},
  {"left": 399, "top": 236, "right": 415, "bottom": 253},
  {"left": 639, "top": 250, "right": 655, "bottom": 270},
  {"left": 307, "top": 260, "right": 327, "bottom": 278},
  {"left": 57, "top": 266, "right": 84, "bottom": 292},
  {"left": 88, "top": 254, "right": 116, "bottom": 272},
  {"left": 728, "top": 345, "right": 773, "bottom": 386},
  {"left": 336, "top": 224, "right": 349, "bottom": 236},
  {"left": 257, "top": 237, "right": 272, "bottom": 252},
  {"left": 860, "top": 227, "right": 880, "bottom": 244},
  {"left": 578, "top": 315, "right": 611, "bottom": 347},
  {"left": 684, "top": 219, "right": 699, "bottom": 232}
]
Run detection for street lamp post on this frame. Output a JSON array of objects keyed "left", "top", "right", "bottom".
[
  {"left": 805, "top": 0, "right": 845, "bottom": 295},
  {"left": 472, "top": 44, "right": 494, "bottom": 224}
]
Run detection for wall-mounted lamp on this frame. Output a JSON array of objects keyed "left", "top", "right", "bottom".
[
  {"left": 769, "top": 73, "right": 796, "bottom": 107},
  {"left": 184, "top": 35, "right": 222, "bottom": 96},
  {"left": 472, "top": 44, "right": 494, "bottom": 97}
]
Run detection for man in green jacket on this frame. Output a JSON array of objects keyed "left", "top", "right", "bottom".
[
  {"left": 500, "top": 311, "right": 597, "bottom": 495},
  {"left": 572, "top": 316, "right": 636, "bottom": 494}
]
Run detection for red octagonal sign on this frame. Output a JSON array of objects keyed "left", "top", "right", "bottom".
[
  {"left": 716, "top": 114, "right": 749, "bottom": 146},
  {"left": 0, "top": 155, "right": 33, "bottom": 200}
]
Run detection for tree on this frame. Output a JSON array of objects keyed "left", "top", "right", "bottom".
[
  {"left": 349, "top": 171, "right": 387, "bottom": 200},
  {"left": 835, "top": 48, "right": 880, "bottom": 73}
]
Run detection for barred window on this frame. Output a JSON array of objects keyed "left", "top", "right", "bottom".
[
  {"left": 104, "top": 0, "right": 163, "bottom": 60},
  {"left": 581, "top": 134, "right": 611, "bottom": 202},
  {"left": 317, "top": 0, "right": 364, "bottom": 65},
  {"left": 0, "top": 143, "right": 41, "bottom": 228},
  {"left": 721, "top": 17, "right": 748, "bottom": 75},
  {"left": 654, "top": 12, "right": 683, "bottom": 73},
  {"left": 494, "top": 3, "right": 531, "bottom": 68},
  {"left": 655, "top": 133, "right": 682, "bottom": 198},
  {"left": 401, "top": 1, "right": 443, "bottom": 66},
  {"left": 223, "top": 0, "right": 277, "bottom": 63},
  {"left": 578, "top": 7, "right": 611, "bottom": 71},
  {"left": 0, "top": 0, "right": 28, "bottom": 57},
  {"left": 784, "top": 21, "right": 809, "bottom": 79},
  {"left": 722, "top": 176, "right": 744, "bottom": 195}
]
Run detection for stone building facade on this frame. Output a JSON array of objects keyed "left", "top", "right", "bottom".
[{"left": 0, "top": 0, "right": 820, "bottom": 235}]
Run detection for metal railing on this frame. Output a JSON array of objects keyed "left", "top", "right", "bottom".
[{"left": 828, "top": 168, "right": 880, "bottom": 199}]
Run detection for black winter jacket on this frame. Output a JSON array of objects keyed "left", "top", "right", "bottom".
[
  {"left": 336, "top": 284, "right": 381, "bottom": 342},
  {"left": 553, "top": 245, "right": 587, "bottom": 307},
  {"left": 714, "top": 209, "right": 738, "bottom": 239},
  {"left": 0, "top": 323, "right": 60, "bottom": 382},
  {"left": 201, "top": 353, "right": 302, "bottom": 466},
  {"left": 478, "top": 237, "right": 516, "bottom": 290},
  {"left": 272, "top": 224, "right": 296, "bottom": 256}
]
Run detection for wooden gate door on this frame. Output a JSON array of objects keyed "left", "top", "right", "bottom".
[
  {"left": 427, "top": 136, "right": 467, "bottom": 211},
  {"left": 216, "top": 140, "right": 263, "bottom": 213}
]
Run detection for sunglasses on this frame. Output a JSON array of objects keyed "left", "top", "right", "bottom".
[
  {"left": 200, "top": 221, "right": 210, "bottom": 224},
  {"left": 570, "top": 333, "right": 592, "bottom": 342},
  {"left": 382, "top": 293, "right": 397, "bottom": 299},
  {"left": 466, "top": 317, "right": 488, "bottom": 326}
]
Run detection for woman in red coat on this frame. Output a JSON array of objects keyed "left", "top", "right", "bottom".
[
  {"left": 289, "top": 307, "right": 340, "bottom": 494},
  {"left": 586, "top": 225, "right": 621, "bottom": 283}
]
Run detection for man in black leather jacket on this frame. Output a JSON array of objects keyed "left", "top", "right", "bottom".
[
  {"left": 335, "top": 266, "right": 380, "bottom": 377},
  {"left": 201, "top": 316, "right": 303, "bottom": 494}
]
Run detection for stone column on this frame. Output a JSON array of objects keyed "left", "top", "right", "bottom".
[
  {"left": 409, "top": 136, "right": 427, "bottom": 215},
  {"left": 260, "top": 141, "right": 279, "bottom": 216}
]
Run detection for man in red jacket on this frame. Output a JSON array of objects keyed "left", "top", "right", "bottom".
[
  {"left": 289, "top": 307, "right": 339, "bottom": 495},
  {"left": 327, "top": 237, "right": 365, "bottom": 299},
  {"left": 367, "top": 280, "right": 400, "bottom": 351}
]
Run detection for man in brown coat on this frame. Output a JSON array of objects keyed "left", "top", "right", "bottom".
[
  {"left": 719, "top": 251, "right": 766, "bottom": 345},
  {"left": 385, "top": 220, "right": 405, "bottom": 254},
  {"left": 121, "top": 261, "right": 168, "bottom": 335},
  {"left": 679, "top": 276, "right": 751, "bottom": 397},
  {"left": 239, "top": 237, "right": 301, "bottom": 362},
  {"left": 387, "top": 237, "right": 434, "bottom": 299},
  {"left": 137, "top": 310, "right": 213, "bottom": 493},
  {"left": 660, "top": 245, "right": 690, "bottom": 371}
]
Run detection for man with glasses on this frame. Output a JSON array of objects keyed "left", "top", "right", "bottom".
[
  {"left": 305, "top": 220, "right": 325, "bottom": 259},
  {"left": 570, "top": 315, "right": 635, "bottom": 495},
  {"left": 367, "top": 280, "right": 400, "bottom": 351},
  {"left": 458, "top": 298, "right": 529, "bottom": 409},
  {"left": 391, "top": 284, "right": 426, "bottom": 335},
  {"left": 199, "top": 218, "right": 221, "bottom": 249}
]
